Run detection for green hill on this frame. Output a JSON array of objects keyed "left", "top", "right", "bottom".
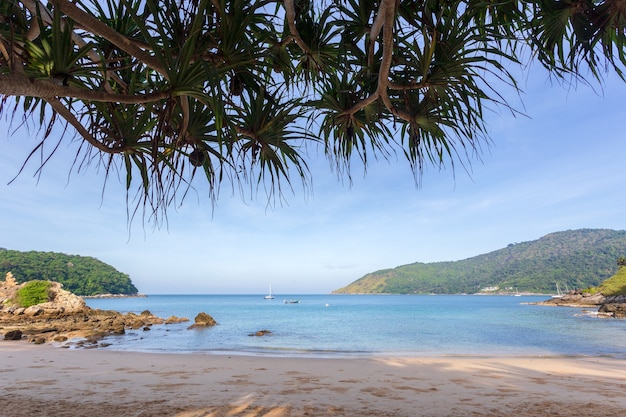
[
  {"left": 0, "top": 249, "right": 138, "bottom": 296},
  {"left": 333, "top": 229, "right": 626, "bottom": 295},
  {"left": 586, "top": 266, "right": 626, "bottom": 297}
]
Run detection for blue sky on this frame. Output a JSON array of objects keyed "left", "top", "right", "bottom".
[{"left": 1, "top": 67, "right": 625, "bottom": 294}]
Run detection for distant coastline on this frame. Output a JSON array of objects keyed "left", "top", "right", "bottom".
[{"left": 82, "top": 293, "right": 148, "bottom": 299}]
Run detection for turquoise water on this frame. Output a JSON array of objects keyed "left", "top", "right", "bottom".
[{"left": 84, "top": 294, "right": 626, "bottom": 357}]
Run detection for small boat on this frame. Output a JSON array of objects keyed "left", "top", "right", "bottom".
[
  {"left": 284, "top": 299, "right": 299, "bottom": 304},
  {"left": 551, "top": 283, "right": 564, "bottom": 298},
  {"left": 264, "top": 285, "right": 275, "bottom": 300},
  {"left": 514, "top": 287, "right": 522, "bottom": 297}
]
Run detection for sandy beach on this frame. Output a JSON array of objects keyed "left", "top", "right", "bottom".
[{"left": 1, "top": 343, "right": 625, "bottom": 417}]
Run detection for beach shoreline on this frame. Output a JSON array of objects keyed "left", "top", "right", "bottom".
[{"left": 2, "top": 343, "right": 626, "bottom": 417}]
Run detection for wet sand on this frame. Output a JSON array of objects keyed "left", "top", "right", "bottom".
[{"left": 1, "top": 343, "right": 625, "bottom": 416}]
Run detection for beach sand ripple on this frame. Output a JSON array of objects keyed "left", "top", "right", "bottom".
[{"left": 1, "top": 344, "right": 625, "bottom": 417}]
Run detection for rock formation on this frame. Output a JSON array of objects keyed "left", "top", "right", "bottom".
[
  {"left": 4, "top": 272, "right": 17, "bottom": 287},
  {"left": 537, "top": 289, "right": 626, "bottom": 318},
  {"left": 187, "top": 312, "right": 217, "bottom": 329},
  {"left": 1, "top": 275, "right": 190, "bottom": 346},
  {"left": 164, "top": 315, "right": 189, "bottom": 324},
  {"left": 598, "top": 303, "right": 626, "bottom": 318},
  {"left": 1, "top": 275, "right": 86, "bottom": 314}
]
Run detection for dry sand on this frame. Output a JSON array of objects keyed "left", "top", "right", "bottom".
[{"left": 1, "top": 343, "right": 626, "bottom": 417}]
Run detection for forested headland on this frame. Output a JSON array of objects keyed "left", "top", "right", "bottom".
[
  {"left": 334, "top": 229, "right": 626, "bottom": 295},
  {"left": 0, "top": 249, "right": 138, "bottom": 296}
]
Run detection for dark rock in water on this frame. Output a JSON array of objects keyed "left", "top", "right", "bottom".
[
  {"left": 249, "top": 329, "right": 272, "bottom": 337},
  {"left": 598, "top": 303, "right": 626, "bottom": 318},
  {"left": 187, "top": 312, "right": 217, "bottom": 329},
  {"left": 4, "top": 329, "right": 22, "bottom": 340},
  {"left": 111, "top": 325, "right": 126, "bottom": 335}
]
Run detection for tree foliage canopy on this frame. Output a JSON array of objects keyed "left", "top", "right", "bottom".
[
  {"left": 1, "top": 0, "right": 625, "bottom": 221},
  {"left": 0, "top": 249, "right": 139, "bottom": 295}
]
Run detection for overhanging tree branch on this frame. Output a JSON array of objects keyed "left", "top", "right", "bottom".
[
  {"left": 51, "top": 0, "right": 169, "bottom": 78},
  {"left": 0, "top": 73, "right": 170, "bottom": 104},
  {"left": 283, "top": 0, "right": 322, "bottom": 69},
  {"left": 341, "top": 0, "right": 413, "bottom": 122},
  {"left": 0, "top": 0, "right": 623, "bottom": 223}
]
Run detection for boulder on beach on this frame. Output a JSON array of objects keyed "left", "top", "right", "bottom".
[{"left": 4, "top": 329, "right": 22, "bottom": 340}]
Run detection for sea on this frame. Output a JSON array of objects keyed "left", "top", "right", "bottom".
[{"left": 84, "top": 294, "right": 626, "bottom": 358}]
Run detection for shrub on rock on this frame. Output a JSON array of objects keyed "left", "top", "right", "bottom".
[{"left": 16, "top": 281, "right": 52, "bottom": 307}]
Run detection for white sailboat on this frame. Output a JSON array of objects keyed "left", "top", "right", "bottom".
[
  {"left": 551, "top": 282, "right": 564, "bottom": 298},
  {"left": 264, "top": 285, "right": 275, "bottom": 299}
]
